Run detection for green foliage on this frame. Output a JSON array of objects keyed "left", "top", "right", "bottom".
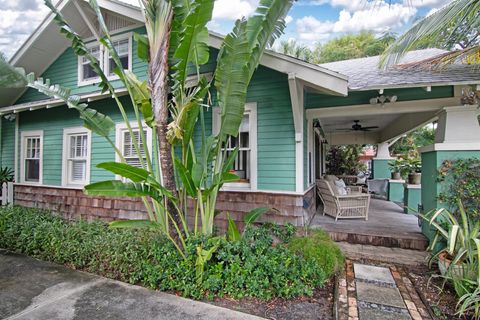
[
  {"left": 288, "top": 230, "right": 345, "bottom": 278},
  {"left": 226, "top": 207, "right": 273, "bottom": 241},
  {"left": 420, "top": 201, "right": 480, "bottom": 318},
  {"left": 0, "top": 207, "right": 327, "bottom": 300},
  {"left": 313, "top": 32, "right": 396, "bottom": 64},
  {"left": 275, "top": 39, "right": 313, "bottom": 62},
  {"left": 326, "top": 145, "right": 365, "bottom": 175},
  {"left": 390, "top": 126, "right": 435, "bottom": 156},
  {"left": 0, "top": 167, "right": 14, "bottom": 183},
  {"left": 438, "top": 158, "right": 480, "bottom": 218}
]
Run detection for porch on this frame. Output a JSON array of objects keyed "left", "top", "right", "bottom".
[{"left": 310, "top": 198, "right": 428, "bottom": 250}]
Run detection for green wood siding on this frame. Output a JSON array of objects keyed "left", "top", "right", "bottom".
[
  {"left": 305, "top": 86, "right": 454, "bottom": 109},
  {"left": 1, "top": 118, "right": 15, "bottom": 170},
  {"left": 16, "top": 27, "right": 149, "bottom": 104},
  {"left": 18, "top": 96, "right": 141, "bottom": 185}
]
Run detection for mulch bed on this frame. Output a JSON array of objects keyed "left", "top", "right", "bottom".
[
  {"left": 208, "top": 278, "right": 335, "bottom": 320},
  {"left": 406, "top": 265, "right": 461, "bottom": 320}
]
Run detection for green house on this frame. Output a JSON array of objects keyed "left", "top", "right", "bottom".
[{"left": 1, "top": 0, "right": 479, "bottom": 240}]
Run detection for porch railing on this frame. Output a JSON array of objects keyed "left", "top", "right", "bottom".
[{"left": 0, "top": 182, "right": 13, "bottom": 206}]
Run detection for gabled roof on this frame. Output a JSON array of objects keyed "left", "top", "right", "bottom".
[
  {"left": 0, "top": 0, "right": 348, "bottom": 109},
  {"left": 320, "top": 48, "right": 480, "bottom": 91}
]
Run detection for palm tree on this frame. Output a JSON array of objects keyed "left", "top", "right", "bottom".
[
  {"left": 276, "top": 39, "right": 313, "bottom": 62},
  {"left": 381, "top": 0, "right": 480, "bottom": 68}
]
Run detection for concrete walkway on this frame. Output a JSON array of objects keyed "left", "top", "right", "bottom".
[{"left": 0, "top": 250, "right": 262, "bottom": 320}]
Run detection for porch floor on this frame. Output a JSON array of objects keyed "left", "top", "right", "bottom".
[{"left": 310, "top": 198, "right": 428, "bottom": 250}]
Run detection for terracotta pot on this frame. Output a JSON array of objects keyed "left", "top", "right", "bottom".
[
  {"left": 438, "top": 252, "right": 475, "bottom": 280},
  {"left": 391, "top": 172, "right": 401, "bottom": 180},
  {"left": 408, "top": 172, "right": 421, "bottom": 185}
]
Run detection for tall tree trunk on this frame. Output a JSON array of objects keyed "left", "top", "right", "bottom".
[{"left": 148, "top": 12, "right": 182, "bottom": 229}]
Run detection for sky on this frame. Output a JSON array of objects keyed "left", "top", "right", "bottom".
[{"left": 0, "top": 0, "right": 452, "bottom": 59}]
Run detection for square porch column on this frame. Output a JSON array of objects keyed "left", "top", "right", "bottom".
[
  {"left": 372, "top": 142, "right": 395, "bottom": 179},
  {"left": 419, "top": 105, "right": 480, "bottom": 240}
]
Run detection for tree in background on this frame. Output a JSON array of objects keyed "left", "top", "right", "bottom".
[
  {"left": 389, "top": 126, "right": 435, "bottom": 156},
  {"left": 0, "top": 52, "right": 6, "bottom": 61},
  {"left": 326, "top": 145, "right": 366, "bottom": 176},
  {"left": 276, "top": 39, "right": 313, "bottom": 62},
  {"left": 312, "top": 31, "right": 396, "bottom": 64},
  {"left": 381, "top": 0, "right": 480, "bottom": 68}
]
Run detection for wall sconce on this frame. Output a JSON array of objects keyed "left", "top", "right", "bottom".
[{"left": 369, "top": 95, "right": 397, "bottom": 107}]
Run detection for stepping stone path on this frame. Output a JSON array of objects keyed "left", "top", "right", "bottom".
[{"left": 336, "top": 260, "right": 432, "bottom": 320}]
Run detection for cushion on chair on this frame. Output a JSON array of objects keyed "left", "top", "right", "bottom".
[{"left": 334, "top": 179, "right": 347, "bottom": 195}]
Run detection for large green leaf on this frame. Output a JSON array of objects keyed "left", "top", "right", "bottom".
[
  {"left": 172, "top": 0, "right": 213, "bottom": 87},
  {"left": 109, "top": 220, "right": 161, "bottom": 229},
  {"left": 174, "top": 158, "right": 196, "bottom": 197},
  {"left": 123, "top": 71, "right": 154, "bottom": 127},
  {"left": 97, "top": 162, "right": 150, "bottom": 182},
  {"left": 0, "top": 60, "right": 27, "bottom": 88},
  {"left": 25, "top": 74, "right": 115, "bottom": 138},
  {"left": 134, "top": 32, "right": 150, "bottom": 62},
  {"left": 215, "top": 19, "right": 250, "bottom": 138},
  {"left": 84, "top": 180, "right": 159, "bottom": 198},
  {"left": 227, "top": 213, "right": 241, "bottom": 241},
  {"left": 244, "top": 207, "right": 272, "bottom": 225}
]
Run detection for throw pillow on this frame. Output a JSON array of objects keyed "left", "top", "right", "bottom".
[{"left": 334, "top": 179, "right": 347, "bottom": 195}]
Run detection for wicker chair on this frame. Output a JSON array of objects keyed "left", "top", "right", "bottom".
[{"left": 316, "top": 179, "right": 370, "bottom": 221}]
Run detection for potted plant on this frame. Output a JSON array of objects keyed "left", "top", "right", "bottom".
[
  {"left": 405, "top": 158, "right": 421, "bottom": 184},
  {"left": 388, "top": 158, "right": 404, "bottom": 180},
  {"left": 420, "top": 201, "right": 479, "bottom": 280}
]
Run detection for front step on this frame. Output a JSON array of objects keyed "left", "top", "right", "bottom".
[
  {"left": 336, "top": 242, "right": 429, "bottom": 266},
  {"left": 324, "top": 229, "right": 429, "bottom": 251}
]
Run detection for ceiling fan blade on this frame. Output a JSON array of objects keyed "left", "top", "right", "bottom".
[{"left": 361, "top": 126, "right": 379, "bottom": 130}]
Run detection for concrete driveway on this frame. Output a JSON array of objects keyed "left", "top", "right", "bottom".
[{"left": 0, "top": 250, "right": 262, "bottom": 320}]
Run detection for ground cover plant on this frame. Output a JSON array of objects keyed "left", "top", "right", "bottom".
[{"left": 0, "top": 206, "right": 344, "bottom": 301}]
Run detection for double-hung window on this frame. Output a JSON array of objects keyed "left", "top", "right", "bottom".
[
  {"left": 116, "top": 123, "right": 152, "bottom": 171},
  {"left": 78, "top": 34, "right": 132, "bottom": 86},
  {"left": 21, "top": 131, "right": 43, "bottom": 184},
  {"left": 63, "top": 128, "right": 91, "bottom": 187},
  {"left": 213, "top": 103, "right": 257, "bottom": 190}
]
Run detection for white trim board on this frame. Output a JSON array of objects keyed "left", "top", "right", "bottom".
[
  {"left": 19, "top": 130, "right": 44, "bottom": 185},
  {"left": 62, "top": 127, "right": 92, "bottom": 187}
]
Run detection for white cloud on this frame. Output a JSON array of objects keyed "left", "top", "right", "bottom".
[
  {"left": 406, "top": 0, "right": 451, "bottom": 8},
  {"left": 296, "top": 1, "right": 416, "bottom": 43},
  {"left": 212, "top": 0, "right": 258, "bottom": 20},
  {"left": 285, "top": 15, "right": 293, "bottom": 24}
]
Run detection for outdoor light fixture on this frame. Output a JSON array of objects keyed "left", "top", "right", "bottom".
[
  {"left": 369, "top": 95, "right": 398, "bottom": 107},
  {"left": 3, "top": 114, "right": 16, "bottom": 122}
]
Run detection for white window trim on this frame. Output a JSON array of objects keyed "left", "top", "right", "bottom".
[
  {"left": 20, "top": 130, "right": 43, "bottom": 185},
  {"left": 212, "top": 102, "right": 257, "bottom": 191},
  {"left": 78, "top": 33, "right": 133, "bottom": 87},
  {"left": 62, "top": 127, "right": 92, "bottom": 188},
  {"left": 115, "top": 121, "right": 153, "bottom": 178}
]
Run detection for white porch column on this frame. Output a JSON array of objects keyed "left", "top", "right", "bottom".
[
  {"left": 434, "top": 105, "right": 480, "bottom": 145},
  {"left": 372, "top": 142, "right": 395, "bottom": 179},
  {"left": 288, "top": 73, "right": 305, "bottom": 193}
]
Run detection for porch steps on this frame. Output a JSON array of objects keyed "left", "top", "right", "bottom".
[{"left": 324, "top": 229, "right": 428, "bottom": 251}]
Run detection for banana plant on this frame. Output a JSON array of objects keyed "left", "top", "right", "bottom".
[{"left": 0, "top": 0, "right": 293, "bottom": 257}]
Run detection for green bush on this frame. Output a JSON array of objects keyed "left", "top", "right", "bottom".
[
  {"left": 288, "top": 230, "right": 345, "bottom": 277},
  {"left": 0, "top": 206, "right": 328, "bottom": 300}
]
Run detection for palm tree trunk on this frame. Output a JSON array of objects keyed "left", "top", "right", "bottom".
[{"left": 148, "top": 14, "right": 181, "bottom": 229}]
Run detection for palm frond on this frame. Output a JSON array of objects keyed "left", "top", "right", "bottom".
[{"left": 381, "top": 0, "right": 480, "bottom": 68}]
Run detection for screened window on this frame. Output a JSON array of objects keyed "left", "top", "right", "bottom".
[
  {"left": 66, "top": 134, "right": 89, "bottom": 184},
  {"left": 81, "top": 45, "right": 101, "bottom": 81},
  {"left": 107, "top": 38, "right": 130, "bottom": 76},
  {"left": 223, "top": 114, "right": 250, "bottom": 182},
  {"left": 122, "top": 129, "right": 148, "bottom": 168},
  {"left": 24, "top": 137, "right": 41, "bottom": 182}
]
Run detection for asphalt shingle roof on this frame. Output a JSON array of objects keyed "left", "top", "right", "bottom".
[{"left": 319, "top": 49, "right": 480, "bottom": 90}]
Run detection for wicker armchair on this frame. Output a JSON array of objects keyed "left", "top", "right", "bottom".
[{"left": 317, "top": 179, "right": 370, "bottom": 221}]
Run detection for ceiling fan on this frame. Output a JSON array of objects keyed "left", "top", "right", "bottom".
[{"left": 337, "top": 120, "right": 379, "bottom": 132}]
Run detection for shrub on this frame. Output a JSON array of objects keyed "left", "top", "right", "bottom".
[
  {"left": 287, "top": 230, "right": 345, "bottom": 277},
  {"left": 0, "top": 206, "right": 328, "bottom": 300},
  {"left": 437, "top": 158, "right": 480, "bottom": 218}
]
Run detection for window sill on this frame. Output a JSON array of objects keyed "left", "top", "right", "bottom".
[{"left": 221, "top": 182, "right": 251, "bottom": 192}]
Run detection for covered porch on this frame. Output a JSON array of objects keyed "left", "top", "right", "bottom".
[{"left": 310, "top": 198, "right": 428, "bottom": 250}]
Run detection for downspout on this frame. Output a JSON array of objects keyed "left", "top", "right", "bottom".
[
  {"left": 14, "top": 114, "right": 19, "bottom": 182},
  {"left": 0, "top": 116, "right": 3, "bottom": 166}
]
